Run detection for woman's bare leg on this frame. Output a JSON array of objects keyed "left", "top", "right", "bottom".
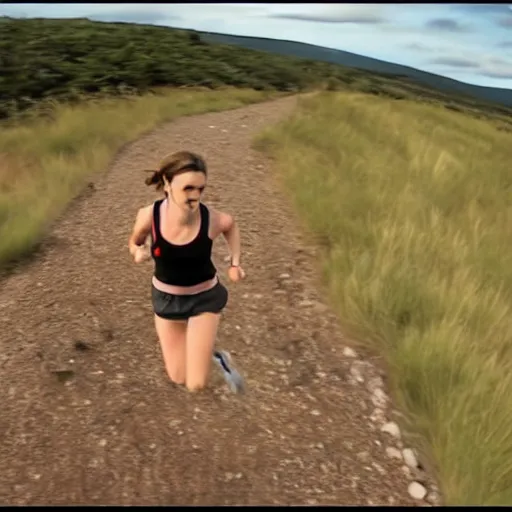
[
  {"left": 185, "top": 312, "right": 221, "bottom": 392},
  {"left": 154, "top": 315, "right": 187, "bottom": 384}
]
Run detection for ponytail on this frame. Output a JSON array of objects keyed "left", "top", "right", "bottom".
[{"left": 144, "top": 169, "right": 164, "bottom": 190}]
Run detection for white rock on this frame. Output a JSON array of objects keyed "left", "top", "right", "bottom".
[
  {"left": 370, "top": 408, "right": 386, "bottom": 424},
  {"left": 279, "top": 273, "right": 291, "bottom": 279},
  {"left": 403, "top": 448, "right": 418, "bottom": 468},
  {"left": 343, "top": 347, "right": 357, "bottom": 358},
  {"left": 386, "top": 446, "right": 402, "bottom": 460},
  {"left": 350, "top": 365, "right": 364, "bottom": 383},
  {"left": 366, "top": 376, "right": 384, "bottom": 394},
  {"left": 371, "top": 388, "right": 388, "bottom": 408},
  {"left": 381, "top": 421, "right": 401, "bottom": 438},
  {"left": 372, "top": 462, "right": 386, "bottom": 475},
  {"left": 408, "top": 481, "right": 427, "bottom": 500}
]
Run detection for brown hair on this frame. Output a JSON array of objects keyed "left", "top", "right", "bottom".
[{"left": 144, "top": 150, "right": 207, "bottom": 190}]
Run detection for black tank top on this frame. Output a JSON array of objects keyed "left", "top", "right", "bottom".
[{"left": 151, "top": 199, "right": 217, "bottom": 287}]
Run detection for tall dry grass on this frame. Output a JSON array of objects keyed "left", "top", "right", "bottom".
[
  {"left": 254, "top": 92, "right": 512, "bottom": 505},
  {"left": 0, "top": 88, "right": 279, "bottom": 266}
]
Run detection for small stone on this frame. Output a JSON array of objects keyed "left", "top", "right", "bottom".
[
  {"left": 371, "top": 388, "right": 388, "bottom": 408},
  {"left": 366, "top": 376, "right": 384, "bottom": 393},
  {"left": 350, "top": 365, "right": 364, "bottom": 383},
  {"left": 99, "top": 439, "right": 107, "bottom": 447},
  {"left": 343, "top": 347, "right": 357, "bottom": 358},
  {"left": 299, "top": 300, "right": 314, "bottom": 308},
  {"left": 356, "top": 451, "right": 370, "bottom": 462},
  {"left": 279, "top": 273, "right": 291, "bottom": 279},
  {"left": 427, "top": 491, "right": 441, "bottom": 505},
  {"left": 386, "top": 446, "right": 402, "bottom": 460},
  {"left": 403, "top": 448, "right": 418, "bottom": 468},
  {"left": 370, "top": 408, "right": 386, "bottom": 424},
  {"left": 372, "top": 462, "right": 386, "bottom": 475},
  {"left": 381, "top": 421, "right": 401, "bottom": 438},
  {"left": 310, "top": 409, "right": 321, "bottom": 416},
  {"left": 408, "top": 481, "right": 427, "bottom": 500}
]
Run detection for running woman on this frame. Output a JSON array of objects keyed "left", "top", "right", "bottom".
[{"left": 128, "top": 151, "right": 245, "bottom": 393}]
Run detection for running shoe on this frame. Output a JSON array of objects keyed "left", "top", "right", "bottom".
[{"left": 213, "top": 350, "right": 245, "bottom": 394}]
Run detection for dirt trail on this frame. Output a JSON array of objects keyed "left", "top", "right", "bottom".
[{"left": 0, "top": 96, "right": 427, "bottom": 505}]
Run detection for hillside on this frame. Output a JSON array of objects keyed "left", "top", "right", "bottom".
[
  {"left": 1, "top": 16, "right": 511, "bottom": 127},
  {"left": 200, "top": 32, "right": 512, "bottom": 108}
]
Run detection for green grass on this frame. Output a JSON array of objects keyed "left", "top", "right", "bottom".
[
  {"left": 0, "top": 87, "right": 280, "bottom": 267},
  {"left": 254, "top": 91, "right": 512, "bottom": 505}
]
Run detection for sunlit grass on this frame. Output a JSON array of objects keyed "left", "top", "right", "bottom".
[{"left": 255, "top": 91, "right": 512, "bottom": 505}]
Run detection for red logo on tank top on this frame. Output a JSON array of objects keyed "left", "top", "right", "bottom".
[{"left": 154, "top": 247, "right": 161, "bottom": 257}]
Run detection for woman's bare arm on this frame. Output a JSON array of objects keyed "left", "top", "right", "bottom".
[
  {"left": 209, "top": 207, "right": 241, "bottom": 266},
  {"left": 128, "top": 205, "right": 152, "bottom": 259}
]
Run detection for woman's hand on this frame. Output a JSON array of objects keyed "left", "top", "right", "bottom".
[
  {"left": 133, "top": 245, "right": 151, "bottom": 264},
  {"left": 228, "top": 265, "right": 246, "bottom": 282}
]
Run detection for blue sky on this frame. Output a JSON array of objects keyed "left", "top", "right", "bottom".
[{"left": 2, "top": 3, "right": 512, "bottom": 89}]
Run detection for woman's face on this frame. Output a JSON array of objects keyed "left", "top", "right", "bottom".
[{"left": 165, "top": 171, "right": 206, "bottom": 212}]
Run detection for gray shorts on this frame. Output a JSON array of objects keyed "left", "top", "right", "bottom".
[{"left": 151, "top": 281, "right": 229, "bottom": 321}]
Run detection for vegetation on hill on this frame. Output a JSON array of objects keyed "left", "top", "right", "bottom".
[
  {"left": 0, "top": 16, "right": 344, "bottom": 120},
  {"left": 201, "top": 31, "right": 512, "bottom": 108},
  {"left": 1, "top": 16, "right": 511, "bottom": 130},
  {"left": 255, "top": 92, "right": 512, "bottom": 506}
]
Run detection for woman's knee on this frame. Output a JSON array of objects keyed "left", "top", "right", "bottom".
[
  {"left": 186, "top": 376, "right": 208, "bottom": 392},
  {"left": 167, "top": 366, "right": 186, "bottom": 385},
  {"left": 154, "top": 316, "right": 187, "bottom": 384}
]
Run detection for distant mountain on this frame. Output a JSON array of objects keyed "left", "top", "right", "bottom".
[{"left": 199, "top": 32, "right": 512, "bottom": 108}]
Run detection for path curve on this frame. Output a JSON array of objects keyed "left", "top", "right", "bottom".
[{"left": 0, "top": 95, "right": 428, "bottom": 505}]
